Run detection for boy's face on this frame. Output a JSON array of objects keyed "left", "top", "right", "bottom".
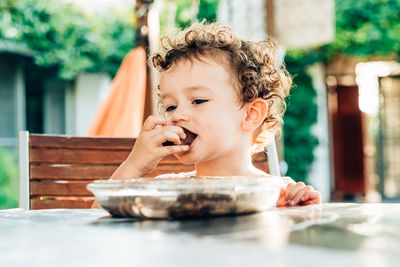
[{"left": 160, "top": 55, "right": 247, "bottom": 165}]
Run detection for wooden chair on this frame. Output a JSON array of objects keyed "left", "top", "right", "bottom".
[{"left": 18, "top": 131, "right": 277, "bottom": 210}]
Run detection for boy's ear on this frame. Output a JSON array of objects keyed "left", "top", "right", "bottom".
[{"left": 241, "top": 98, "right": 268, "bottom": 132}]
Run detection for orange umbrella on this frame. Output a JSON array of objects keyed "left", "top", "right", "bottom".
[{"left": 87, "top": 46, "right": 147, "bottom": 137}]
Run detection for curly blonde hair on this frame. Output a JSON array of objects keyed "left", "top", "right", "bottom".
[{"left": 151, "top": 22, "right": 292, "bottom": 152}]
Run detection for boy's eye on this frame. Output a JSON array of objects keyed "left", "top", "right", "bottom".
[
  {"left": 192, "top": 99, "right": 208, "bottom": 105},
  {"left": 165, "top": 105, "right": 176, "bottom": 112}
]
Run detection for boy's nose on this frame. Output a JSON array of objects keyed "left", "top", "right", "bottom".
[{"left": 171, "top": 109, "right": 190, "bottom": 123}]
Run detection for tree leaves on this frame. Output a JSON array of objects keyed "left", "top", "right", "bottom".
[
  {"left": 333, "top": 0, "right": 400, "bottom": 58},
  {"left": 283, "top": 70, "right": 318, "bottom": 183},
  {"left": 0, "top": 149, "right": 18, "bottom": 209},
  {"left": 0, "top": 0, "right": 135, "bottom": 80}
]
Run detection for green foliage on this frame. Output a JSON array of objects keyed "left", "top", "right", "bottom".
[
  {"left": 0, "top": 149, "right": 18, "bottom": 209},
  {"left": 0, "top": 0, "right": 135, "bottom": 80},
  {"left": 282, "top": 70, "right": 318, "bottom": 182},
  {"left": 284, "top": 0, "right": 400, "bottom": 65},
  {"left": 282, "top": 50, "right": 321, "bottom": 182},
  {"left": 173, "top": 0, "right": 220, "bottom": 29},
  {"left": 197, "top": 0, "right": 219, "bottom": 22},
  {"left": 285, "top": 48, "right": 327, "bottom": 73},
  {"left": 329, "top": 0, "right": 400, "bottom": 59},
  {"left": 175, "top": 0, "right": 193, "bottom": 29}
]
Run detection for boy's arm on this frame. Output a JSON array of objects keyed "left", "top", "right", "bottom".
[
  {"left": 91, "top": 115, "right": 189, "bottom": 208},
  {"left": 109, "top": 156, "right": 146, "bottom": 180}
]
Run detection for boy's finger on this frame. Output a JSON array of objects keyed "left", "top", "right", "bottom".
[
  {"left": 276, "top": 188, "right": 287, "bottom": 207},
  {"left": 301, "top": 191, "right": 320, "bottom": 204},
  {"left": 159, "top": 145, "right": 190, "bottom": 157},
  {"left": 302, "top": 191, "right": 321, "bottom": 205},
  {"left": 153, "top": 125, "right": 186, "bottom": 140},
  {"left": 289, "top": 189, "right": 308, "bottom": 206},
  {"left": 154, "top": 131, "right": 182, "bottom": 146},
  {"left": 285, "top": 182, "right": 305, "bottom": 201},
  {"left": 293, "top": 185, "right": 314, "bottom": 204},
  {"left": 285, "top": 183, "right": 295, "bottom": 193},
  {"left": 142, "top": 115, "right": 167, "bottom": 131}
]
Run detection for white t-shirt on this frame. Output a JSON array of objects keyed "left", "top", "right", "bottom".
[
  {"left": 155, "top": 171, "right": 196, "bottom": 179},
  {"left": 155, "top": 171, "right": 295, "bottom": 188}
]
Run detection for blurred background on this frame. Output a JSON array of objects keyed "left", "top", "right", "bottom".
[{"left": 1, "top": 0, "right": 400, "bottom": 209}]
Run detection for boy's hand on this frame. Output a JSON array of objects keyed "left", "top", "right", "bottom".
[
  {"left": 111, "top": 115, "right": 189, "bottom": 179},
  {"left": 276, "top": 182, "right": 321, "bottom": 207}
]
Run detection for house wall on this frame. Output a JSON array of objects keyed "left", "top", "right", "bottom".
[
  {"left": 0, "top": 53, "right": 112, "bottom": 153},
  {"left": 66, "top": 73, "right": 111, "bottom": 136},
  {"left": 0, "top": 54, "right": 25, "bottom": 148},
  {"left": 44, "top": 77, "right": 66, "bottom": 134}
]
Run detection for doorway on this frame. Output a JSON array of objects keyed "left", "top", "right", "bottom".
[{"left": 329, "top": 82, "right": 366, "bottom": 200}]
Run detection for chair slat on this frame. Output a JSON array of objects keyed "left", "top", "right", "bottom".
[
  {"left": 30, "top": 181, "right": 93, "bottom": 196},
  {"left": 30, "top": 148, "right": 129, "bottom": 164},
  {"left": 30, "top": 163, "right": 195, "bottom": 180},
  {"left": 30, "top": 165, "right": 118, "bottom": 180},
  {"left": 30, "top": 148, "right": 181, "bottom": 164},
  {"left": 29, "top": 135, "right": 135, "bottom": 150},
  {"left": 30, "top": 197, "right": 95, "bottom": 209}
]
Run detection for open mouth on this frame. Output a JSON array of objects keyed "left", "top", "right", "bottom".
[
  {"left": 181, "top": 127, "right": 198, "bottom": 146},
  {"left": 162, "top": 127, "right": 198, "bottom": 147}
]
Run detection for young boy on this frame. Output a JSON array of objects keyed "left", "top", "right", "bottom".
[{"left": 108, "top": 22, "right": 320, "bottom": 207}]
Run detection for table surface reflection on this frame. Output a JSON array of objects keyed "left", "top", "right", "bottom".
[{"left": 0, "top": 203, "right": 399, "bottom": 267}]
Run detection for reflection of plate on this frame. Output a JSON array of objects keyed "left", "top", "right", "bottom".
[{"left": 87, "top": 176, "right": 283, "bottom": 220}]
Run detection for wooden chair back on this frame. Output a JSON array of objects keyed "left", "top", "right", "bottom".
[{"left": 18, "top": 131, "right": 271, "bottom": 209}]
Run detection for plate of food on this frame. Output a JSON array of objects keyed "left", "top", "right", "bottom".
[{"left": 87, "top": 176, "right": 284, "bottom": 220}]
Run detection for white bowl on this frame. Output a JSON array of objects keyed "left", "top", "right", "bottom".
[{"left": 87, "top": 176, "right": 284, "bottom": 220}]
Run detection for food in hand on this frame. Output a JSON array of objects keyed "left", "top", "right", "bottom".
[{"left": 162, "top": 127, "right": 197, "bottom": 147}]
